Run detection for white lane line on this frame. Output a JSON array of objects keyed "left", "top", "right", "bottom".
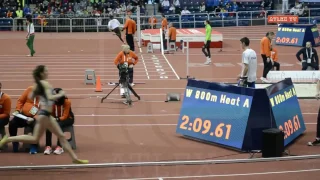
[
  {"left": 111, "top": 168, "right": 320, "bottom": 180},
  {"left": 140, "top": 53, "right": 150, "bottom": 79}
]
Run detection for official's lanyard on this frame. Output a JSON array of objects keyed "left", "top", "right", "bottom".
[
  {"left": 55, "top": 105, "right": 63, "bottom": 117},
  {"left": 34, "top": 98, "right": 40, "bottom": 107},
  {"left": 306, "top": 48, "right": 312, "bottom": 59}
]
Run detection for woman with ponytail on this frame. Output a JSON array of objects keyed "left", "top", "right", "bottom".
[{"left": 0, "top": 65, "right": 88, "bottom": 164}]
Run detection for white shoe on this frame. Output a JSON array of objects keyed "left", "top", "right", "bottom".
[
  {"left": 130, "top": 83, "right": 135, "bottom": 86},
  {"left": 260, "top": 77, "right": 271, "bottom": 83},
  {"left": 204, "top": 57, "right": 211, "bottom": 65},
  {"left": 44, "top": 146, "right": 52, "bottom": 155},
  {"left": 53, "top": 146, "right": 64, "bottom": 155},
  {"left": 27, "top": 54, "right": 31, "bottom": 57}
]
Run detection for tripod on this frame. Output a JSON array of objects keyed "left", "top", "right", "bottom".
[{"left": 101, "top": 72, "right": 140, "bottom": 106}]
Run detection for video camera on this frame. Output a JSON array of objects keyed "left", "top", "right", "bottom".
[{"left": 118, "top": 62, "right": 129, "bottom": 83}]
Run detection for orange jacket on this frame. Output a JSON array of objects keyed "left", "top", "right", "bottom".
[
  {"left": 148, "top": 17, "right": 157, "bottom": 25},
  {"left": 162, "top": 18, "right": 168, "bottom": 30},
  {"left": 169, "top": 26, "right": 177, "bottom": 41},
  {"left": 123, "top": 19, "right": 136, "bottom": 35},
  {"left": 114, "top": 51, "right": 138, "bottom": 65},
  {"left": 51, "top": 99, "right": 73, "bottom": 121},
  {"left": 0, "top": 92, "right": 11, "bottom": 119},
  {"left": 15, "top": 86, "right": 40, "bottom": 118},
  {"left": 260, "top": 37, "right": 271, "bottom": 57},
  {"left": 271, "top": 48, "right": 278, "bottom": 61}
]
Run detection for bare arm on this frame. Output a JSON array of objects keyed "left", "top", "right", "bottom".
[
  {"left": 242, "top": 63, "right": 249, "bottom": 77},
  {"left": 42, "top": 81, "right": 65, "bottom": 101}
]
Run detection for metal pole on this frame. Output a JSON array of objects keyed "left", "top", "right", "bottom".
[
  {"left": 160, "top": 28, "right": 164, "bottom": 55},
  {"left": 186, "top": 40, "right": 189, "bottom": 77},
  {"left": 137, "top": 6, "right": 141, "bottom": 47}
]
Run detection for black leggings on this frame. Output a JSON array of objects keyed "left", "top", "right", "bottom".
[
  {"left": 317, "top": 107, "right": 320, "bottom": 138},
  {"left": 126, "top": 34, "right": 134, "bottom": 51},
  {"left": 261, "top": 54, "right": 273, "bottom": 78},
  {"left": 202, "top": 40, "right": 211, "bottom": 58},
  {"left": 273, "top": 61, "right": 280, "bottom": 70},
  {"left": 45, "top": 118, "right": 74, "bottom": 147},
  {"left": 0, "top": 117, "right": 9, "bottom": 128},
  {"left": 8, "top": 114, "right": 37, "bottom": 146},
  {"left": 113, "top": 27, "right": 124, "bottom": 43}
]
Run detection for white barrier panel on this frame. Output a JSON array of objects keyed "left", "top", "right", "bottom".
[
  {"left": 229, "top": 83, "right": 316, "bottom": 98},
  {"left": 267, "top": 71, "right": 320, "bottom": 83}
]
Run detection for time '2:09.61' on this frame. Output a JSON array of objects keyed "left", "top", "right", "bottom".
[
  {"left": 276, "top": 37, "right": 299, "bottom": 44},
  {"left": 278, "top": 115, "right": 301, "bottom": 139},
  {"left": 179, "top": 115, "right": 232, "bottom": 140}
]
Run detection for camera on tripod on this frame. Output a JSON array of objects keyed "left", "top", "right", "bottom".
[{"left": 118, "top": 62, "right": 129, "bottom": 83}]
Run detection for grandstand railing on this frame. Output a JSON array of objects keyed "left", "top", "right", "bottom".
[{"left": 1, "top": 9, "right": 320, "bottom": 32}]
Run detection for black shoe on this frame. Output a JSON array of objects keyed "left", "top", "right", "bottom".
[{"left": 308, "top": 138, "right": 320, "bottom": 146}]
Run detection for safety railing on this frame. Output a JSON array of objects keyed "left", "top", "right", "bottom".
[{"left": 1, "top": 8, "right": 320, "bottom": 32}]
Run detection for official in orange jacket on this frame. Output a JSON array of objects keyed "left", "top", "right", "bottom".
[
  {"left": 114, "top": 44, "right": 139, "bottom": 87},
  {"left": 0, "top": 82, "right": 11, "bottom": 131},
  {"left": 260, "top": 31, "right": 274, "bottom": 83},
  {"left": 9, "top": 86, "right": 39, "bottom": 153},
  {"left": 271, "top": 45, "right": 280, "bottom": 71},
  {"left": 122, "top": 15, "right": 136, "bottom": 51},
  {"left": 44, "top": 88, "right": 74, "bottom": 155}
]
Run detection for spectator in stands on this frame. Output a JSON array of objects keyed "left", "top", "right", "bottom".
[
  {"left": 271, "top": 45, "right": 280, "bottom": 71},
  {"left": 259, "top": 8, "right": 265, "bottom": 18},
  {"left": 6, "top": 9, "right": 12, "bottom": 18},
  {"left": 232, "top": 2, "right": 238, "bottom": 12},
  {"left": 9, "top": 86, "right": 39, "bottom": 154},
  {"left": 200, "top": 2, "right": 206, "bottom": 12},
  {"left": 296, "top": 41, "right": 319, "bottom": 70},
  {"left": 16, "top": 6, "right": 24, "bottom": 31},
  {"left": 282, "top": 0, "right": 288, "bottom": 13},
  {"left": 215, "top": 6, "right": 221, "bottom": 16},
  {"left": 0, "top": 82, "right": 11, "bottom": 135},
  {"left": 302, "top": 5, "right": 309, "bottom": 17},
  {"left": 290, "top": 2, "right": 304, "bottom": 16},
  {"left": 44, "top": 88, "right": 74, "bottom": 155},
  {"left": 181, "top": 7, "right": 191, "bottom": 15},
  {"left": 169, "top": 4, "right": 175, "bottom": 13},
  {"left": 162, "top": 0, "right": 170, "bottom": 11},
  {"left": 148, "top": 14, "right": 157, "bottom": 29},
  {"left": 127, "top": 3, "right": 133, "bottom": 12},
  {"left": 87, "top": 3, "right": 93, "bottom": 14}
]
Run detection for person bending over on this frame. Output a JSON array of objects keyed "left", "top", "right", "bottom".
[
  {"left": 296, "top": 41, "right": 319, "bottom": 70},
  {"left": 260, "top": 32, "right": 274, "bottom": 83},
  {"left": 271, "top": 45, "right": 280, "bottom": 71},
  {"left": 0, "top": 65, "right": 88, "bottom": 164},
  {"left": 308, "top": 76, "right": 320, "bottom": 146},
  {"left": 114, "top": 45, "right": 139, "bottom": 98},
  {"left": 122, "top": 15, "right": 136, "bottom": 51},
  {"left": 203, "top": 20, "right": 212, "bottom": 65},
  {"left": 108, "top": 16, "right": 125, "bottom": 44},
  {"left": 9, "top": 86, "right": 39, "bottom": 154},
  {"left": 237, "top": 37, "right": 257, "bottom": 88},
  {"left": 0, "top": 82, "right": 11, "bottom": 136},
  {"left": 44, "top": 88, "right": 74, "bottom": 155}
]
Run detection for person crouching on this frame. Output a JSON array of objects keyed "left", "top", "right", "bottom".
[{"left": 44, "top": 88, "right": 74, "bottom": 155}]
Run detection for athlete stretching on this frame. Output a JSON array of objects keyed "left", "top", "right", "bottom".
[{"left": 108, "top": 16, "right": 125, "bottom": 44}]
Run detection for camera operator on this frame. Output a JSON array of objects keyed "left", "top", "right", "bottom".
[
  {"left": 114, "top": 45, "right": 139, "bottom": 97},
  {"left": 296, "top": 41, "right": 319, "bottom": 70}
]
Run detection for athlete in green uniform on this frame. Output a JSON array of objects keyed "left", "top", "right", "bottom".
[{"left": 203, "top": 20, "right": 212, "bottom": 65}]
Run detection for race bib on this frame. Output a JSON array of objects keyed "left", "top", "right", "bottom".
[
  {"left": 29, "top": 106, "right": 39, "bottom": 115},
  {"left": 307, "top": 58, "right": 311, "bottom": 63}
]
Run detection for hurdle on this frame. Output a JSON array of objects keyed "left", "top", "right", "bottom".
[{"left": 180, "top": 39, "right": 195, "bottom": 80}]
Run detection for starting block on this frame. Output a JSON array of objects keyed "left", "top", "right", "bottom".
[{"left": 85, "top": 69, "right": 96, "bottom": 85}]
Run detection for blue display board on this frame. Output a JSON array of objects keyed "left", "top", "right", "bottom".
[
  {"left": 176, "top": 79, "right": 306, "bottom": 151},
  {"left": 265, "top": 78, "right": 307, "bottom": 146},
  {"left": 275, "top": 24, "right": 320, "bottom": 47}
]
